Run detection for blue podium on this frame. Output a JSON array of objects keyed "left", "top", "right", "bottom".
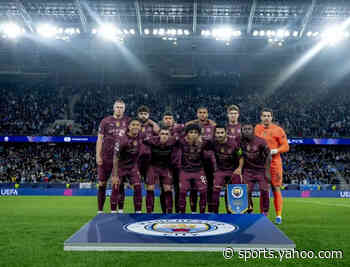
[{"left": 64, "top": 214, "right": 295, "bottom": 251}]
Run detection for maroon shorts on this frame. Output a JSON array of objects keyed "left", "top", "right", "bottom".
[
  {"left": 118, "top": 167, "right": 142, "bottom": 186},
  {"left": 243, "top": 169, "right": 269, "bottom": 191},
  {"left": 97, "top": 159, "right": 113, "bottom": 182},
  {"left": 146, "top": 166, "right": 173, "bottom": 186},
  {"left": 179, "top": 169, "right": 207, "bottom": 192},
  {"left": 214, "top": 170, "right": 242, "bottom": 187}
]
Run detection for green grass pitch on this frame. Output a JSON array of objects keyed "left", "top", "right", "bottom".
[{"left": 0, "top": 196, "right": 349, "bottom": 267}]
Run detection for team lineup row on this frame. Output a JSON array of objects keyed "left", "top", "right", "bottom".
[{"left": 96, "top": 100, "right": 289, "bottom": 224}]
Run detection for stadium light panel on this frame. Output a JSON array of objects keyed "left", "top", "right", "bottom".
[
  {"left": 212, "top": 27, "right": 233, "bottom": 40},
  {"left": 1, "top": 23, "right": 23, "bottom": 39},
  {"left": 177, "top": 29, "right": 183, "bottom": 35},
  {"left": 158, "top": 29, "right": 165, "bottom": 35},
  {"left": 253, "top": 30, "right": 258, "bottom": 36},
  {"left": 277, "top": 29, "right": 284, "bottom": 37},
  {"left": 130, "top": 29, "right": 135, "bottom": 35},
  {"left": 293, "top": 31, "right": 298, "bottom": 37},
  {"left": 97, "top": 24, "right": 118, "bottom": 40},
  {"left": 124, "top": 29, "right": 129, "bottom": 34},
  {"left": 259, "top": 30, "right": 265, "bottom": 36},
  {"left": 307, "top": 31, "right": 312, "bottom": 37},
  {"left": 144, "top": 29, "right": 150, "bottom": 35},
  {"left": 284, "top": 30, "right": 290, "bottom": 37},
  {"left": 37, "top": 24, "right": 58, "bottom": 38},
  {"left": 153, "top": 29, "right": 158, "bottom": 35},
  {"left": 322, "top": 27, "right": 344, "bottom": 44},
  {"left": 184, "top": 30, "right": 190, "bottom": 35}
]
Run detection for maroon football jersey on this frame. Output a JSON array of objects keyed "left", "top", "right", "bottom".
[
  {"left": 178, "top": 137, "right": 213, "bottom": 172},
  {"left": 212, "top": 137, "right": 241, "bottom": 171},
  {"left": 198, "top": 120, "right": 216, "bottom": 141},
  {"left": 169, "top": 123, "right": 184, "bottom": 138},
  {"left": 227, "top": 123, "right": 241, "bottom": 139},
  {"left": 113, "top": 134, "right": 143, "bottom": 170},
  {"left": 143, "top": 136, "right": 178, "bottom": 168},
  {"left": 98, "top": 115, "right": 130, "bottom": 160},
  {"left": 240, "top": 136, "right": 270, "bottom": 172},
  {"left": 140, "top": 121, "right": 157, "bottom": 140}
]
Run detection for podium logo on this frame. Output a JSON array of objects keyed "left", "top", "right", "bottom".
[
  {"left": 64, "top": 137, "right": 72, "bottom": 142},
  {"left": 124, "top": 219, "right": 237, "bottom": 237}
]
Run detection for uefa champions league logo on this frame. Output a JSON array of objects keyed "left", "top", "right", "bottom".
[
  {"left": 124, "top": 219, "right": 237, "bottom": 237},
  {"left": 231, "top": 186, "right": 243, "bottom": 199}
]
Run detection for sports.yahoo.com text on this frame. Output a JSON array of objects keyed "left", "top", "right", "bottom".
[{"left": 223, "top": 248, "right": 343, "bottom": 261}]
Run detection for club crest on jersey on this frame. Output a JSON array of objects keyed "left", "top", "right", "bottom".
[
  {"left": 133, "top": 140, "right": 138, "bottom": 146},
  {"left": 220, "top": 147, "right": 225, "bottom": 153},
  {"left": 116, "top": 121, "right": 120, "bottom": 127},
  {"left": 142, "top": 127, "right": 145, "bottom": 133},
  {"left": 247, "top": 144, "right": 250, "bottom": 151},
  {"left": 206, "top": 128, "right": 211, "bottom": 133},
  {"left": 124, "top": 219, "right": 237, "bottom": 237},
  {"left": 232, "top": 186, "right": 244, "bottom": 198},
  {"left": 231, "top": 128, "right": 235, "bottom": 133}
]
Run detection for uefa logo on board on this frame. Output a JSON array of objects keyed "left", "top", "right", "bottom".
[
  {"left": 231, "top": 186, "right": 243, "bottom": 199},
  {"left": 124, "top": 219, "right": 237, "bottom": 237}
]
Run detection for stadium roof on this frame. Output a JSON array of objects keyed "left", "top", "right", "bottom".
[{"left": 1, "top": 0, "right": 350, "bottom": 38}]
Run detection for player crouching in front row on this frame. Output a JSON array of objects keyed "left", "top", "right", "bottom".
[
  {"left": 240, "top": 123, "right": 272, "bottom": 216},
  {"left": 178, "top": 124, "right": 217, "bottom": 214},
  {"left": 111, "top": 118, "right": 144, "bottom": 214},
  {"left": 211, "top": 125, "right": 244, "bottom": 214},
  {"left": 142, "top": 125, "right": 178, "bottom": 214}
]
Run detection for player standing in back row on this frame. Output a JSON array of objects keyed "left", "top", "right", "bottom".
[
  {"left": 255, "top": 108, "right": 289, "bottom": 224},
  {"left": 96, "top": 99, "right": 130, "bottom": 214},
  {"left": 226, "top": 104, "right": 241, "bottom": 139}
]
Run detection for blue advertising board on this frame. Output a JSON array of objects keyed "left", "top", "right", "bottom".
[{"left": 1, "top": 136, "right": 350, "bottom": 145}]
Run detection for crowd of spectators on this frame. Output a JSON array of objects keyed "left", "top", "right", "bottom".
[
  {"left": 0, "top": 85, "right": 68, "bottom": 135},
  {"left": 1, "top": 84, "right": 350, "bottom": 137},
  {"left": 283, "top": 146, "right": 350, "bottom": 185},
  {"left": 0, "top": 143, "right": 349, "bottom": 185},
  {"left": 0, "top": 143, "right": 96, "bottom": 184}
]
